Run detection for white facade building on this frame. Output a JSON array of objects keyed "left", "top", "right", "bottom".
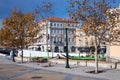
[{"left": 33, "top": 17, "right": 80, "bottom": 53}]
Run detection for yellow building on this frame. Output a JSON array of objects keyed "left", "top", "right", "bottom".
[{"left": 76, "top": 28, "right": 95, "bottom": 53}]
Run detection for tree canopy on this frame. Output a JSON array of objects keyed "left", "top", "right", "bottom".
[
  {"left": 0, "top": 10, "right": 40, "bottom": 49},
  {"left": 68, "top": 0, "right": 120, "bottom": 73},
  {"left": 68, "top": 0, "right": 119, "bottom": 42}
]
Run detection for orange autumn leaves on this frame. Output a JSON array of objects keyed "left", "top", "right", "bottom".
[{"left": 0, "top": 10, "right": 40, "bottom": 48}]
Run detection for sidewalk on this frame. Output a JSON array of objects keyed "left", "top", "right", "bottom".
[
  {"left": 17, "top": 60, "right": 120, "bottom": 80},
  {"left": 0, "top": 53, "right": 16, "bottom": 64},
  {"left": 1, "top": 54, "right": 120, "bottom": 80}
]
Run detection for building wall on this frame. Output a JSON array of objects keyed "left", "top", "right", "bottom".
[
  {"left": 50, "top": 21, "right": 77, "bottom": 53},
  {"left": 109, "top": 5, "right": 120, "bottom": 61},
  {"left": 76, "top": 28, "right": 95, "bottom": 53},
  {"left": 110, "top": 46, "right": 120, "bottom": 60},
  {"left": 33, "top": 17, "right": 80, "bottom": 53}
]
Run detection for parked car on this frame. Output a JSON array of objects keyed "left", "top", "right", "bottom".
[
  {"left": 0, "top": 47, "right": 18, "bottom": 56},
  {"left": 0, "top": 48, "right": 11, "bottom": 55}
]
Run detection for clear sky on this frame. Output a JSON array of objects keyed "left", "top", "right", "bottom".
[{"left": 0, "top": 0, "right": 120, "bottom": 27}]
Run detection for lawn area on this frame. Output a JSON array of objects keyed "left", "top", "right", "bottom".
[
  {"left": 42, "top": 55, "right": 106, "bottom": 60},
  {"left": 72, "top": 56, "right": 106, "bottom": 60}
]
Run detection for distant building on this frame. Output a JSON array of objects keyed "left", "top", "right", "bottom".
[
  {"left": 108, "top": 5, "right": 120, "bottom": 62},
  {"left": 76, "top": 28, "right": 96, "bottom": 54},
  {"left": 33, "top": 16, "right": 80, "bottom": 53}
]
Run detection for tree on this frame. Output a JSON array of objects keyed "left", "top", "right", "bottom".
[
  {"left": 35, "top": 1, "right": 54, "bottom": 66},
  {"left": 0, "top": 0, "right": 53, "bottom": 63},
  {"left": 1, "top": 10, "right": 40, "bottom": 62},
  {"left": 68, "top": 0, "right": 120, "bottom": 73}
]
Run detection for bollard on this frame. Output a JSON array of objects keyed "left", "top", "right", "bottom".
[
  {"left": 29, "top": 53, "right": 31, "bottom": 62},
  {"left": 85, "top": 60, "right": 87, "bottom": 66},
  {"left": 114, "top": 62, "right": 117, "bottom": 69},
  {"left": 77, "top": 61, "right": 80, "bottom": 66}
]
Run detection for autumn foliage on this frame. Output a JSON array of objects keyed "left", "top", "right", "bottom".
[
  {"left": 68, "top": 0, "right": 120, "bottom": 73},
  {"left": 0, "top": 10, "right": 40, "bottom": 49}
]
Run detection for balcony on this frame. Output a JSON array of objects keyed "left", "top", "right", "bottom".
[{"left": 53, "top": 41, "right": 64, "bottom": 46}]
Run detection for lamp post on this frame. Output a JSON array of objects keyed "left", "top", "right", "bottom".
[{"left": 65, "top": 27, "right": 70, "bottom": 68}]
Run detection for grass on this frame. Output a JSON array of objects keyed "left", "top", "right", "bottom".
[
  {"left": 32, "top": 56, "right": 106, "bottom": 60},
  {"left": 72, "top": 56, "right": 106, "bottom": 60}
]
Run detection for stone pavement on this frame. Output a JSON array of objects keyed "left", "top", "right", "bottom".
[
  {"left": 0, "top": 54, "right": 103, "bottom": 80},
  {"left": 0, "top": 54, "right": 120, "bottom": 80},
  {"left": 0, "top": 64, "right": 101, "bottom": 80},
  {"left": 0, "top": 54, "right": 16, "bottom": 64},
  {"left": 18, "top": 62, "right": 120, "bottom": 80}
]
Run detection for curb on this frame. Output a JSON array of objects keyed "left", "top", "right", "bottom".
[{"left": 0, "top": 53, "right": 6, "bottom": 56}]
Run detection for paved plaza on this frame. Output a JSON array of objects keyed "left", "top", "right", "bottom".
[
  {"left": 0, "top": 64, "right": 102, "bottom": 80},
  {"left": 0, "top": 54, "right": 120, "bottom": 80}
]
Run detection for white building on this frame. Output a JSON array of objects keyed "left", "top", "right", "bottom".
[{"left": 33, "top": 16, "right": 80, "bottom": 53}]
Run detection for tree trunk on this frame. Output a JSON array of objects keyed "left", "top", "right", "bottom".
[
  {"left": 21, "top": 49, "right": 23, "bottom": 63},
  {"left": 94, "top": 36, "right": 98, "bottom": 73},
  {"left": 46, "top": 21, "right": 51, "bottom": 66}
]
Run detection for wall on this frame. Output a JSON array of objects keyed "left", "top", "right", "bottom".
[
  {"left": 110, "top": 46, "right": 120, "bottom": 61},
  {"left": 18, "top": 50, "right": 87, "bottom": 57}
]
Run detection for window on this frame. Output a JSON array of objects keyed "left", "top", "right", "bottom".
[
  {"left": 85, "top": 40, "right": 88, "bottom": 46},
  {"left": 91, "top": 38, "right": 94, "bottom": 46},
  {"left": 57, "top": 37, "right": 59, "bottom": 42},
  {"left": 57, "top": 30, "right": 59, "bottom": 33},
  {"left": 72, "top": 38, "right": 74, "bottom": 42},
  {"left": 47, "top": 34, "right": 49, "bottom": 40},
  {"left": 69, "top": 38, "right": 70, "bottom": 42},
  {"left": 56, "top": 37, "right": 58, "bottom": 42},
  {"left": 61, "top": 24, "right": 62, "bottom": 26},
  {"left": 61, "top": 30, "right": 63, "bottom": 34},
  {"left": 57, "top": 23, "right": 59, "bottom": 26},
  {"left": 52, "top": 37, "right": 54, "bottom": 42},
  {"left": 52, "top": 29, "right": 54, "bottom": 34},
  {"left": 59, "top": 37, "right": 61, "bottom": 42},
  {"left": 50, "top": 23, "right": 52, "bottom": 26},
  {"left": 54, "top": 37, "right": 56, "bottom": 42},
  {"left": 71, "top": 46, "right": 76, "bottom": 52},
  {"left": 54, "top": 29, "right": 57, "bottom": 34},
  {"left": 54, "top": 46, "right": 59, "bottom": 52},
  {"left": 80, "top": 40, "right": 83, "bottom": 47},
  {"left": 54, "top": 23, "right": 56, "bottom": 26},
  {"left": 60, "top": 38, "right": 62, "bottom": 42}
]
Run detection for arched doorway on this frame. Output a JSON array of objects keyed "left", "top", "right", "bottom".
[
  {"left": 38, "top": 47, "right": 41, "bottom": 51},
  {"left": 54, "top": 46, "right": 59, "bottom": 52},
  {"left": 64, "top": 46, "right": 67, "bottom": 52}
]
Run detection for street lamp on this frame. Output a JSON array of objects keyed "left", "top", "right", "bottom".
[{"left": 65, "top": 24, "right": 70, "bottom": 68}]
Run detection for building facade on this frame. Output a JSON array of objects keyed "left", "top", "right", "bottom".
[
  {"left": 33, "top": 17, "right": 80, "bottom": 53},
  {"left": 109, "top": 5, "right": 120, "bottom": 61},
  {"left": 76, "top": 28, "right": 95, "bottom": 53}
]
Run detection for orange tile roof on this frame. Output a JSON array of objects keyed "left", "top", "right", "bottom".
[{"left": 40, "top": 16, "right": 77, "bottom": 23}]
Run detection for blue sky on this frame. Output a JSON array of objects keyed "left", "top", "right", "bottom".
[
  {"left": 0, "top": 0, "right": 69, "bottom": 19},
  {"left": 0, "top": 0, "right": 120, "bottom": 27}
]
